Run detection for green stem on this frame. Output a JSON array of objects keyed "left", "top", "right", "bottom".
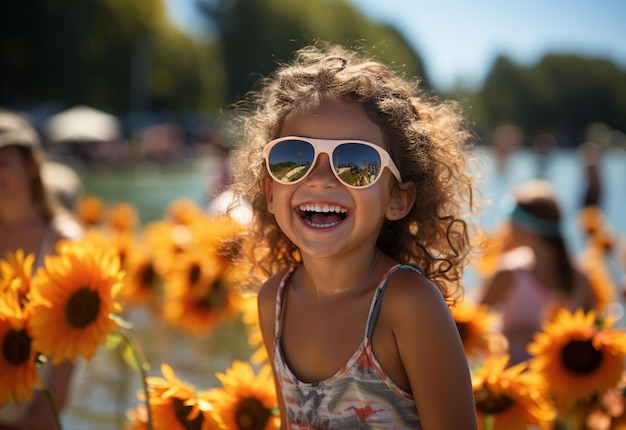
[
  {"left": 42, "top": 386, "right": 63, "bottom": 430},
  {"left": 482, "top": 413, "right": 494, "bottom": 430},
  {"left": 567, "top": 416, "right": 574, "bottom": 430},
  {"left": 119, "top": 329, "right": 153, "bottom": 430},
  {"left": 565, "top": 411, "right": 577, "bottom": 430}
]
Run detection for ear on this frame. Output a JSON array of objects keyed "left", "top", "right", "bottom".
[
  {"left": 265, "top": 176, "right": 275, "bottom": 214},
  {"left": 386, "top": 181, "right": 416, "bottom": 221}
]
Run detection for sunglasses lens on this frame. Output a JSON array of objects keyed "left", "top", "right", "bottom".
[
  {"left": 333, "top": 143, "right": 383, "bottom": 187},
  {"left": 267, "top": 139, "right": 315, "bottom": 183}
]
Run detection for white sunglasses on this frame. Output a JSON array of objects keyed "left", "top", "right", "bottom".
[{"left": 262, "top": 136, "right": 402, "bottom": 189}]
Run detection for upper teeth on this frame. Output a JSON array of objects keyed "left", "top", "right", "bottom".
[{"left": 299, "top": 204, "right": 347, "bottom": 213}]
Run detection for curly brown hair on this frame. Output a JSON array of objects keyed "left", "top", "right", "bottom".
[{"left": 228, "top": 43, "right": 481, "bottom": 302}]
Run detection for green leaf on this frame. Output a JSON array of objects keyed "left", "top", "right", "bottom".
[
  {"left": 119, "top": 332, "right": 150, "bottom": 373},
  {"left": 120, "top": 340, "right": 143, "bottom": 372},
  {"left": 105, "top": 331, "right": 123, "bottom": 349}
]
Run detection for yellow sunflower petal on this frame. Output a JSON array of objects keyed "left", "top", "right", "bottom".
[
  {"left": 141, "top": 362, "right": 221, "bottom": 430},
  {"left": 528, "top": 308, "right": 626, "bottom": 413},
  {"left": 0, "top": 303, "right": 41, "bottom": 404},
  {"left": 473, "top": 354, "right": 556, "bottom": 429},
  {"left": 207, "top": 360, "right": 279, "bottom": 430},
  {"left": 29, "top": 238, "right": 123, "bottom": 364}
]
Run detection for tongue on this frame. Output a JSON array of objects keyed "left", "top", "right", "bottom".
[{"left": 309, "top": 212, "right": 342, "bottom": 225}]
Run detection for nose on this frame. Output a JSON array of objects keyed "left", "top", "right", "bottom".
[{"left": 306, "top": 153, "right": 338, "bottom": 188}]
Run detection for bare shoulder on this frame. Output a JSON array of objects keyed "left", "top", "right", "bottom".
[
  {"left": 383, "top": 270, "right": 445, "bottom": 306},
  {"left": 382, "top": 270, "right": 452, "bottom": 328},
  {"left": 383, "top": 269, "right": 478, "bottom": 429},
  {"left": 258, "top": 269, "right": 286, "bottom": 304}
]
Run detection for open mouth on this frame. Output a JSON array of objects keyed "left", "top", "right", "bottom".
[{"left": 297, "top": 203, "right": 348, "bottom": 228}]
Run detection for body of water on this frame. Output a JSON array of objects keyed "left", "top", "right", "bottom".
[
  {"left": 79, "top": 147, "right": 626, "bottom": 241},
  {"left": 59, "top": 147, "right": 625, "bottom": 429}
]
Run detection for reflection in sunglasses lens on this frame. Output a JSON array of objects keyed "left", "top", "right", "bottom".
[
  {"left": 333, "top": 143, "right": 382, "bottom": 187},
  {"left": 268, "top": 140, "right": 315, "bottom": 183}
]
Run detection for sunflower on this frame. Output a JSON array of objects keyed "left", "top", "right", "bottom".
[
  {"left": 119, "top": 244, "right": 161, "bottom": 307},
  {"left": 143, "top": 363, "right": 221, "bottom": 430},
  {"left": 141, "top": 220, "right": 192, "bottom": 276},
  {"left": 0, "top": 291, "right": 41, "bottom": 404},
  {"left": 579, "top": 206, "right": 605, "bottom": 236},
  {"left": 108, "top": 231, "right": 140, "bottom": 269},
  {"left": 579, "top": 243, "right": 616, "bottom": 311},
  {"left": 204, "top": 360, "right": 279, "bottom": 430},
  {"left": 161, "top": 248, "right": 240, "bottom": 336},
  {"left": 473, "top": 227, "right": 506, "bottom": 279},
  {"left": 74, "top": 195, "right": 106, "bottom": 227},
  {"left": 0, "top": 249, "right": 35, "bottom": 307},
  {"left": 472, "top": 354, "right": 556, "bottom": 429},
  {"left": 450, "top": 300, "right": 498, "bottom": 358},
  {"left": 528, "top": 308, "right": 626, "bottom": 414},
  {"left": 106, "top": 202, "right": 140, "bottom": 234},
  {"left": 579, "top": 206, "right": 616, "bottom": 255},
  {"left": 165, "top": 198, "right": 205, "bottom": 226},
  {"left": 191, "top": 215, "right": 250, "bottom": 290},
  {"left": 28, "top": 238, "right": 124, "bottom": 364}
]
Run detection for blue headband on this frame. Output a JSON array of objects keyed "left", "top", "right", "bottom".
[{"left": 500, "top": 195, "right": 562, "bottom": 238}]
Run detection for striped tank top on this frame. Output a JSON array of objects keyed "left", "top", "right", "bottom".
[{"left": 273, "top": 264, "right": 423, "bottom": 429}]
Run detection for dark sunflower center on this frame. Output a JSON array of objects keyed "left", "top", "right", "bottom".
[
  {"left": 196, "top": 279, "right": 227, "bottom": 310},
  {"left": 2, "top": 329, "right": 32, "bottom": 366},
  {"left": 188, "top": 264, "right": 201, "bottom": 285},
  {"left": 173, "top": 398, "right": 203, "bottom": 430},
  {"left": 235, "top": 397, "right": 270, "bottom": 430},
  {"left": 474, "top": 385, "right": 514, "bottom": 414},
  {"left": 455, "top": 321, "right": 468, "bottom": 343},
  {"left": 65, "top": 287, "right": 101, "bottom": 329},
  {"left": 139, "top": 263, "right": 156, "bottom": 289},
  {"left": 119, "top": 250, "right": 127, "bottom": 267},
  {"left": 561, "top": 339, "right": 603, "bottom": 374}
]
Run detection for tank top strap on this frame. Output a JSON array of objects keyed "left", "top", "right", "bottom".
[
  {"left": 274, "top": 265, "right": 298, "bottom": 339},
  {"left": 365, "top": 263, "right": 425, "bottom": 340}
]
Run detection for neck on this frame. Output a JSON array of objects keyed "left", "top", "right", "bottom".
[{"left": 298, "top": 249, "right": 387, "bottom": 297}]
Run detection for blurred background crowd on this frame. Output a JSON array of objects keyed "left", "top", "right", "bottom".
[{"left": 1, "top": 0, "right": 626, "bottom": 429}]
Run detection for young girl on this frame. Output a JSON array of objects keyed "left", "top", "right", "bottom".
[{"left": 230, "top": 44, "right": 479, "bottom": 429}]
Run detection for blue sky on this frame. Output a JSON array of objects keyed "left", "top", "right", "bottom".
[{"left": 165, "top": 0, "right": 626, "bottom": 91}]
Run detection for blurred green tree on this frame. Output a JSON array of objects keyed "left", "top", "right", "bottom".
[
  {"left": 0, "top": 0, "right": 225, "bottom": 112},
  {"left": 478, "top": 54, "right": 626, "bottom": 143},
  {"left": 198, "top": 0, "right": 429, "bottom": 104}
]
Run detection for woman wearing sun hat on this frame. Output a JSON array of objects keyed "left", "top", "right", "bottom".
[{"left": 0, "top": 108, "right": 83, "bottom": 429}]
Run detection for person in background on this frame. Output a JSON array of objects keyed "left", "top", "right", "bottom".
[
  {"left": 491, "top": 124, "right": 523, "bottom": 174},
  {"left": 230, "top": 44, "right": 479, "bottom": 428},
  {"left": 0, "top": 109, "right": 83, "bottom": 429},
  {"left": 477, "top": 179, "right": 595, "bottom": 366},
  {"left": 578, "top": 141, "right": 603, "bottom": 209}
]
